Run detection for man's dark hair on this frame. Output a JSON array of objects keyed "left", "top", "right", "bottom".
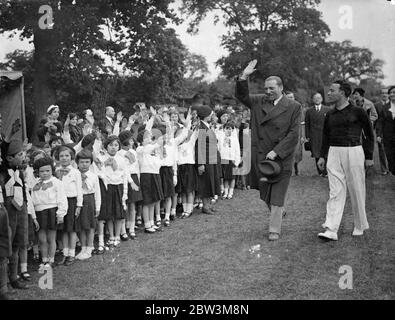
[
  {"left": 353, "top": 87, "right": 365, "bottom": 97},
  {"left": 76, "top": 149, "right": 93, "bottom": 164},
  {"left": 334, "top": 80, "right": 352, "bottom": 98}
]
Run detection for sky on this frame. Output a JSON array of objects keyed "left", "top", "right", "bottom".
[{"left": 1, "top": 0, "right": 394, "bottom": 84}]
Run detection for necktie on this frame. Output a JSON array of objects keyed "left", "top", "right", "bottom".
[
  {"left": 56, "top": 167, "right": 70, "bottom": 180},
  {"left": 124, "top": 151, "right": 136, "bottom": 164},
  {"left": 81, "top": 173, "right": 88, "bottom": 190},
  {"left": 104, "top": 157, "right": 118, "bottom": 171},
  {"left": 33, "top": 181, "right": 53, "bottom": 191},
  {"left": 316, "top": 106, "right": 320, "bottom": 112}
]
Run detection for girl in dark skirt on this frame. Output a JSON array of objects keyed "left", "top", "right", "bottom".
[
  {"left": 97, "top": 135, "right": 129, "bottom": 248},
  {"left": 136, "top": 113, "right": 165, "bottom": 233},
  {"left": 31, "top": 157, "right": 68, "bottom": 267},
  {"left": 53, "top": 145, "right": 83, "bottom": 266},
  {"left": 75, "top": 150, "right": 101, "bottom": 260},
  {"left": 176, "top": 125, "right": 199, "bottom": 218},
  {"left": 217, "top": 121, "right": 241, "bottom": 199},
  {"left": 118, "top": 130, "right": 142, "bottom": 239},
  {"left": 158, "top": 110, "right": 192, "bottom": 226}
]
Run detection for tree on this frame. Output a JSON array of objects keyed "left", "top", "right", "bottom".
[
  {"left": 181, "top": 0, "right": 330, "bottom": 91},
  {"left": 0, "top": 0, "right": 182, "bottom": 141},
  {"left": 323, "top": 40, "right": 384, "bottom": 84},
  {"left": 181, "top": 0, "right": 384, "bottom": 94},
  {"left": 184, "top": 52, "right": 209, "bottom": 81}
]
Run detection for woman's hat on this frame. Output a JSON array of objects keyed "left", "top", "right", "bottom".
[
  {"left": 47, "top": 104, "right": 59, "bottom": 114},
  {"left": 258, "top": 159, "right": 283, "bottom": 183}
]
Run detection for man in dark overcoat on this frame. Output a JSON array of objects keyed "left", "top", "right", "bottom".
[
  {"left": 235, "top": 60, "right": 301, "bottom": 241},
  {"left": 305, "top": 92, "right": 331, "bottom": 176}
]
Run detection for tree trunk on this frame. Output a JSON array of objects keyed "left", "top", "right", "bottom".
[{"left": 31, "top": 26, "right": 57, "bottom": 143}]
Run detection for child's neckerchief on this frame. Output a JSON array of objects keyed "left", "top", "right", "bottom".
[{"left": 33, "top": 178, "right": 53, "bottom": 191}]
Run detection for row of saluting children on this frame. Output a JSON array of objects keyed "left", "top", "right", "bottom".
[{"left": 0, "top": 105, "right": 246, "bottom": 298}]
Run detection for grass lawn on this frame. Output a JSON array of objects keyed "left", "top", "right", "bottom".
[{"left": 14, "top": 150, "right": 395, "bottom": 300}]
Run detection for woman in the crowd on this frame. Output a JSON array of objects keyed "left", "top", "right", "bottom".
[
  {"left": 37, "top": 105, "right": 63, "bottom": 142},
  {"left": 67, "top": 113, "right": 83, "bottom": 143}
]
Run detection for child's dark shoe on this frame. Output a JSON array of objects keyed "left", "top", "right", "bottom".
[{"left": 64, "top": 256, "right": 75, "bottom": 266}]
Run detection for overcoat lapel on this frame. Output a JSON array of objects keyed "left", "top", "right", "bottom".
[{"left": 260, "top": 96, "right": 288, "bottom": 125}]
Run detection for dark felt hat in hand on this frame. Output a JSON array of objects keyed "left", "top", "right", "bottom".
[{"left": 258, "top": 159, "right": 283, "bottom": 183}]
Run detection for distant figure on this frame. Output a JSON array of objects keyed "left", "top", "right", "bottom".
[
  {"left": 376, "top": 85, "right": 395, "bottom": 175},
  {"left": 374, "top": 87, "right": 390, "bottom": 175},
  {"left": 285, "top": 91, "right": 303, "bottom": 176},
  {"left": 104, "top": 106, "right": 116, "bottom": 134},
  {"left": 352, "top": 88, "right": 378, "bottom": 124},
  {"left": 305, "top": 93, "right": 331, "bottom": 176}
]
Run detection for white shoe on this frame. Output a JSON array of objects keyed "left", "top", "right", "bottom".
[
  {"left": 318, "top": 230, "right": 338, "bottom": 241},
  {"left": 76, "top": 249, "right": 86, "bottom": 260},
  {"left": 352, "top": 229, "right": 364, "bottom": 236},
  {"left": 79, "top": 252, "right": 92, "bottom": 260}
]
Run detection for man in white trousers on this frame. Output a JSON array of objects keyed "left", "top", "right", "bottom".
[{"left": 317, "top": 80, "right": 374, "bottom": 241}]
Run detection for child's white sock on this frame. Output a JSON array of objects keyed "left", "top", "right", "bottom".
[
  {"left": 228, "top": 188, "right": 234, "bottom": 197},
  {"left": 171, "top": 208, "right": 176, "bottom": 216},
  {"left": 224, "top": 187, "right": 229, "bottom": 197},
  {"left": 98, "top": 235, "right": 104, "bottom": 247},
  {"left": 20, "top": 263, "right": 27, "bottom": 273},
  {"left": 63, "top": 248, "right": 69, "bottom": 257},
  {"left": 69, "top": 249, "right": 75, "bottom": 257},
  {"left": 165, "top": 211, "right": 170, "bottom": 220}
]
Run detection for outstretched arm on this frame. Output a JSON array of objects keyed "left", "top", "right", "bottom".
[{"left": 235, "top": 60, "right": 265, "bottom": 109}]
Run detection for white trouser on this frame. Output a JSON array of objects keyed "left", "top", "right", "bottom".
[{"left": 323, "top": 146, "right": 369, "bottom": 233}]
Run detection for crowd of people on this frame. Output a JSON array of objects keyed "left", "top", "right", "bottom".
[{"left": 0, "top": 75, "right": 394, "bottom": 299}]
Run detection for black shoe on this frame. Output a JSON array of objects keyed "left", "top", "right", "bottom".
[
  {"left": 201, "top": 208, "right": 214, "bottom": 215},
  {"left": 56, "top": 255, "right": 66, "bottom": 266},
  {"left": 20, "top": 272, "right": 31, "bottom": 282},
  {"left": 128, "top": 232, "right": 136, "bottom": 240},
  {"left": 120, "top": 233, "right": 129, "bottom": 241},
  {"left": 64, "top": 256, "right": 75, "bottom": 266},
  {"left": 170, "top": 214, "right": 175, "bottom": 221},
  {"left": 10, "top": 279, "right": 29, "bottom": 290}
]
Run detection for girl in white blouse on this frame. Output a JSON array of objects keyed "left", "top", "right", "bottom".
[
  {"left": 97, "top": 135, "right": 128, "bottom": 248},
  {"left": 75, "top": 149, "right": 101, "bottom": 260},
  {"left": 136, "top": 109, "right": 165, "bottom": 233},
  {"left": 31, "top": 157, "right": 68, "bottom": 268},
  {"left": 217, "top": 121, "right": 241, "bottom": 199},
  {"left": 117, "top": 130, "right": 141, "bottom": 240},
  {"left": 53, "top": 145, "right": 83, "bottom": 266}
]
